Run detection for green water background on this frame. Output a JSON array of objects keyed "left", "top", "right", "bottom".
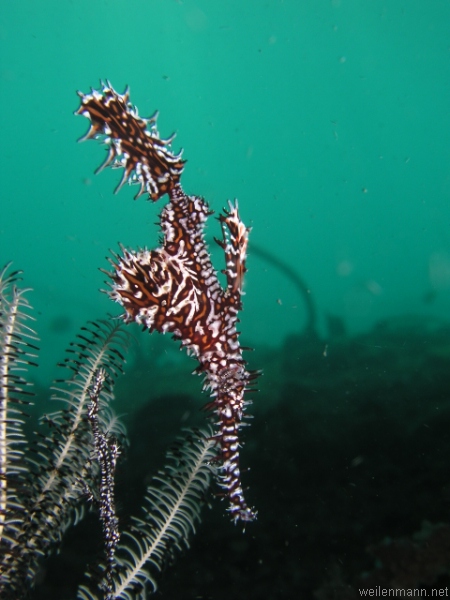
[{"left": 1, "top": 0, "right": 450, "bottom": 385}]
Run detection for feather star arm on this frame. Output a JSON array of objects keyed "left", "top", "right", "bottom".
[{"left": 76, "top": 82, "right": 257, "bottom": 523}]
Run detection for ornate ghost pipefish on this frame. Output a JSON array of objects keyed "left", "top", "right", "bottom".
[{"left": 76, "top": 83, "right": 258, "bottom": 523}]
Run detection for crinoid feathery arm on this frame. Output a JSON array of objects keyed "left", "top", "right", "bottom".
[
  {"left": 0, "top": 264, "right": 218, "bottom": 598},
  {"left": 76, "top": 82, "right": 258, "bottom": 523},
  {"left": 0, "top": 264, "right": 38, "bottom": 558}
]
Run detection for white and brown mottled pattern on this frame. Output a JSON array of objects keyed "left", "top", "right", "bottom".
[{"left": 77, "top": 83, "right": 258, "bottom": 523}]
